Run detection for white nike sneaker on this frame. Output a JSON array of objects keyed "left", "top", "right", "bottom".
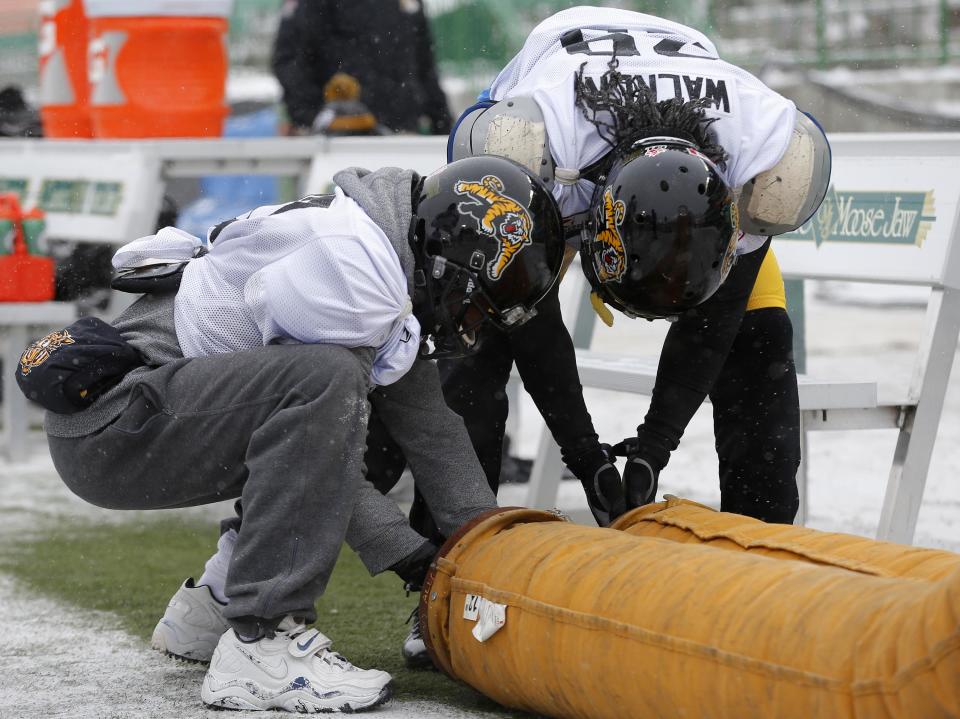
[
  {"left": 201, "top": 617, "right": 393, "bottom": 713},
  {"left": 151, "top": 578, "right": 230, "bottom": 663}
]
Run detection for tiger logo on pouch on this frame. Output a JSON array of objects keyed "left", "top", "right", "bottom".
[
  {"left": 454, "top": 174, "right": 533, "bottom": 280},
  {"left": 595, "top": 188, "right": 627, "bottom": 283},
  {"left": 18, "top": 329, "right": 75, "bottom": 376}
]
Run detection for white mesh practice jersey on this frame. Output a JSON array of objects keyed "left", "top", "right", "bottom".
[
  {"left": 174, "top": 189, "right": 420, "bottom": 386},
  {"left": 489, "top": 6, "right": 797, "bottom": 225}
]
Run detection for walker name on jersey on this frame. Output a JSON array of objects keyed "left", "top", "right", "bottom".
[
  {"left": 578, "top": 73, "right": 731, "bottom": 114},
  {"left": 783, "top": 188, "right": 935, "bottom": 247}
]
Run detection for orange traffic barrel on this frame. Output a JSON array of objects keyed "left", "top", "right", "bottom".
[
  {"left": 38, "top": 0, "right": 93, "bottom": 138},
  {"left": 422, "top": 507, "right": 960, "bottom": 719},
  {"left": 85, "top": 0, "right": 232, "bottom": 138}
]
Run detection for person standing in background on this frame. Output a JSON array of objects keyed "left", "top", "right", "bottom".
[{"left": 272, "top": 0, "right": 452, "bottom": 135}]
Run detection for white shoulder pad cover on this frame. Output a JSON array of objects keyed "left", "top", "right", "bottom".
[
  {"left": 738, "top": 110, "right": 831, "bottom": 236},
  {"left": 449, "top": 97, "right": 555, "bottom": 190}
]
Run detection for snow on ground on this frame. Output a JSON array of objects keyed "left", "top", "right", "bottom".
[
  {"left": 0, "top": 573, "right": 211, "bottom": 719},
  {"left": 0, "top": 570, "right": 473, "bottom": 719},
  {"left": 0, "top": 281, "right": 958, "bottom": 717},
  {"left": 0, "top": 454, "right": 480, "bottom": 719}
]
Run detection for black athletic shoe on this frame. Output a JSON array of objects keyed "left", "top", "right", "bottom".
[{"left": 402, "top": 608, "right": 433, "bottom": 669}]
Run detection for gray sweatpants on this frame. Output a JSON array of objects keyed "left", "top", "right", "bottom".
[{"left": 47, "top": 344, "right": 495, "bottom": 629}]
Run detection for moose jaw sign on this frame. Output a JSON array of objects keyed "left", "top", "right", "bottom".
[{"left": 773, "top": 136, "right": 960, "bottom": 291}]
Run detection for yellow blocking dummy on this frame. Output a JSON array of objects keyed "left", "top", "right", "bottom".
[
  {"left": 422, "top": 508, "right": 960, "bottom": 719},
  {"left": 612, "top": 496, "right": 960, "bottom": 582}
]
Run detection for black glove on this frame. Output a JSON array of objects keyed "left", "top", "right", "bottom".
[
  {"left": 564, "top": 444, "right": 626, "bottom": 527},
  {"left": 612, "top": 427, "right": 673, "bottom": 510},
  {"left": 389, "top": 540, "right": 440, "bottom": 592}
]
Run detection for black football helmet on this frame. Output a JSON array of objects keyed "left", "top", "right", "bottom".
[
  {"left": 410, "top": 156, "right": 564, "bottom": 358},
  {"left": 580, "top": 136, "right": 739, "bottom": 320}
]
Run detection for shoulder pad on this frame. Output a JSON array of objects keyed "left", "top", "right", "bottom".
[
  {"left": 738, "top": 109, "right": 832, "bottom": 236},
  {"left": 449, "top": 97, "right": 556, "bottom": 190}
]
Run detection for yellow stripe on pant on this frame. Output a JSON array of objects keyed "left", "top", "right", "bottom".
[
  {"left": 422, "top": 508, "right": 960, "bottom": 719},
  {"left": 747, "top": 247, "right": 787, "bottom": 311}
]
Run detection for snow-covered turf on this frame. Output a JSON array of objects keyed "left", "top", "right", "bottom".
[
  {"left": 0, "top": 282, "right": 957, "bottom": 716},
  {"left": 0, "top": 572, "right": 476, "bottom": 719}
]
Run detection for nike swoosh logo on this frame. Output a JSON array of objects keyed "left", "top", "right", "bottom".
[
  {"left": 296, "top": 634, "right": 317, "bottom": 652},
  {"left": 237, "top": 646, "right": 289, "bottom": 680}
]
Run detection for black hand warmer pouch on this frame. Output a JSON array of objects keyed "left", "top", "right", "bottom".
[
  {"left": 15, "top": 316, "right": 144, "bottom": 413},
  {"left": 111, "top": 261, "right": 189, "bottom": 294}
]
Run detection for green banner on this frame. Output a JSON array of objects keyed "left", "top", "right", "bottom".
[
  {"left": 90, "top": 182, "right": 124, "bottom": 216},
  {"left": 39, "top": 180, "right": 88, "bottom": 214},
  {"left": 0, "top": 178, "right": 28, "bottom": 200},
  {"left": 782, "top": 187, "right": 936, "bottom": 247}
]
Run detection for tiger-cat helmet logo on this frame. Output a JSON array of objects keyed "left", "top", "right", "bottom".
[
  {"left": 595, "top": 187, "right": 627, "bottom": 283},
  {"left": 19, "top": 329, "right": 75, "bottom": 376},
  {"left": 454, "top": 174, "right": 533, "bottom": 281}
]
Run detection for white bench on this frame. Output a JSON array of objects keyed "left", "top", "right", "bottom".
[
  {"left": 523, "top": 133, "right": 960, "bottom": 546},
  {"left": 0, "top": 302, "right": 78, "bottom": 463}
]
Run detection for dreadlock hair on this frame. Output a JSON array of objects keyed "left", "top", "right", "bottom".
[{"left": 574, "top": 59, "right": 728, "bottom": 170}]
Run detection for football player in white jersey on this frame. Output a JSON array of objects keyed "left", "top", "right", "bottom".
[
  {"left": 36, "top": 156, "right": 564, "bottom": 712},
  {"left": 448, "top": 6, "right": 831, "bottom": 523}
]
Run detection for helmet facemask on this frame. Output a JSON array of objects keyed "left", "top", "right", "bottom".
[{"left": 412, "top": 247, "right": 539, "bottom": 359}]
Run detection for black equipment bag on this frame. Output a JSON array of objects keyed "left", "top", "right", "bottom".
[{"left": 15, "top": 316, "right": 144, "bottom": 413}]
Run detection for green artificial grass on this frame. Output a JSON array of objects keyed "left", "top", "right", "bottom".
[{"left": 0, "top": 516, "right": 530, "bottom": 717}]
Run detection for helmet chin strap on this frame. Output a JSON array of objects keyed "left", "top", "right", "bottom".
[
  {"left": 409, "top": 258, "right": 488, "bottom": 360},
  {"left": 417, "top": 320, "right": 483, "bottom": 360},
  {"left": 590, "top": 291, "right": 615, "bottom": 327}
]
